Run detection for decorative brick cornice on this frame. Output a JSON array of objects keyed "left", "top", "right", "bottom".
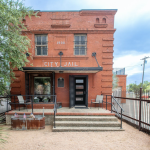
[
  {"left": 102, "top": 56, "right": 113, "bottom": 59},
  {"left": 102, "top": 50, "right": 114, "bottom": 53},
  {"left": 103, "top": 44, "right": 114, "bottom": 47},
  {"left": 94, "top": 24, "right": 107, "bottom": 28},
  {"left": 51, "top": 24, "right": 71, "bottom": 28},
  {"left": 102, "top": 68, "right": 113, "bottom": 71},
  {"left": 101, "top": 85, "right": 112, "bottom": 88},
  {"left": 101, "top": 79, "right": 112, "bottom": 82},
  {"left": 22, "top": 29, "right": 116, "bottom": 34},
  {"left": 33, "top": 56, "right": 89, "bottom": 60},
  {"left": 102, "top": 62, "right": 113, "bottom": 65},
  {"left": 50, "top": 18, "right": 70, "bottom": 20},
  {"left": 103, "top": 38, "right": 114, "bottom": 41},
  {"left": 79, "top": 10, "right": 117, "bottom": 16}
]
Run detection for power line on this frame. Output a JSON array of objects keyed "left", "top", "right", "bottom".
[{"left": 141, "top": 56, "right": 150, "bottom": 87}]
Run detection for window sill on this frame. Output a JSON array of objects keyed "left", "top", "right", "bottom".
[{"left": 33, "top": 56, "right": 89, "bottom": 60}]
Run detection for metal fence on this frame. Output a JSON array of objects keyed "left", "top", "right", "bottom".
[
  {"left": 0, "top": 97, "right": 11, "bottom": 124},
  {"left": 112, "top": 88, "right": 150, "bottom": 132}
]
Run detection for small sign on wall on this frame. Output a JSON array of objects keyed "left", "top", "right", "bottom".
[
  {"left": 42, "top": 61, "right": 80, "bottom": 67},
  {"left": 54, "top": 36, "right": 67, "bottom": 50}
]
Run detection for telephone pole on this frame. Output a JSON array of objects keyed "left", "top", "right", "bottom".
[{"left": 141, "top": 56, "right": 150, "bottom": 87}]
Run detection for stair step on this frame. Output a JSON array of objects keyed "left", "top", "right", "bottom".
[
  {"left": 54, "top": 121, "right": 120, "bottom": 127},
  {"left": 53, "top": 126, "right": 124, "bottom": 132},
  {"left": 55, "top": 116, "right": 118, "bottom": 121}
]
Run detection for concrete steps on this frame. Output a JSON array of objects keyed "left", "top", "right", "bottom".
[{"left": 53, "top": 115, "right": 124, "bottom": 132}]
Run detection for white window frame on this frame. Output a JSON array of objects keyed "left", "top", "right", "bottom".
[
  {"left": 74, "top": 34, "right": 87, "bottom": 55},
  {"left": 35, "top": 35, "right": 48, "bottom": 56}
]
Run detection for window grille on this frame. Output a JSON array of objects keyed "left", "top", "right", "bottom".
[
  {"left": 74, "top": 35, "right": 87, "bottom": 55},
  {"left": 58, "top": 77, "right": 64, "bottom": 87},
  {"left": 35, "top": 35, "right": 48, "bottom": 55}
]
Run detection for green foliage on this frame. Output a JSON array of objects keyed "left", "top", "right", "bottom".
[
  {"left": 0, "top": 0, "right": 36, "bottom": 95},
  {"left": 128, "top": 81, "right": 150, "bottom": 97},
  {"left": 112, "top": 74, "right": 118, "bottom": 89},
  {"left": 0, "top": 125, "right": 8, "bottom": 147}
]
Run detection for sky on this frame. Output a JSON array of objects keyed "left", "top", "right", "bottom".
[{"left": 24, "top": 0, "right": 150, "bottom": 85}]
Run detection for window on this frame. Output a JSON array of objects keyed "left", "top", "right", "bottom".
[
  {"left": 102, "top": 18, "right": 106, "bottom": 23},
  {"left": 74, "top": 35, "right": 87, "bottom": 55},
  {"left": 58, "top": 77, "right": 64, "bottom": 87},
  {"left": 96, "top": 18, "right": 99, "bottom": 23},
  {"left": 35, "top": 35, "right": 47, "bottom": 55}
]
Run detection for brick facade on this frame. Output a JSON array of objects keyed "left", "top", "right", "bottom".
[{"left": 11, "top": 9, "right": 118, "bottom": 108}]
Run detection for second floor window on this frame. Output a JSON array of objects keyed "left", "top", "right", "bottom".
[
  {"left": 74, "top": 35, "right": 87, "bottom": 55},
  {"left": 35, "top": 35, "right": 47, "bottom": 55}
]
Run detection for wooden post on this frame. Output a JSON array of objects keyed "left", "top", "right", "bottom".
[{"left": 139, "top": 87, "right": 142, "bottom": 130}]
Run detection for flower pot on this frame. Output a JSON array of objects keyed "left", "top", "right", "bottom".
[{"left": 34, "top": 98, "right": 39, "bottom": 103}]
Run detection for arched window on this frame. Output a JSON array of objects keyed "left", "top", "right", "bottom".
[
  {"left": 102, "top": 18, "right": 106, "bottom": 23},
  {"left": 58, "top": 77, "right": 64, "bottom": 87},
  {"left": 96, "top": 18, "right": 99, "bottom": 23}
]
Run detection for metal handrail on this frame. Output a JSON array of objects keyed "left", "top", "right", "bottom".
[
  {"left": 53, "top": 95, "right": 57, "bottom": 128},
  {"left": 111, "top": 95, "right": 124, "bottom": 129},
  {"left": 103, "top": 95, "right": 124, "bottom": 129},
  {"left": 112, "top": 95, "right": 124, "bottom": 112}
]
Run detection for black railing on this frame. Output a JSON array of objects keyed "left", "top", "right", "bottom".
[
  {"left": 6, "top": 94, "right": 56, "bottom": 112},
  {"left": 103, "top": 95, "right": 124, "bottom": 129},
  {"left": 112, "top": 88, "right": 150, "bottom": 132}
]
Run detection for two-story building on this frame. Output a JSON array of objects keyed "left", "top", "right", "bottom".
[{"left": 11, "top": 9, "right": 117, "bottom": 108}]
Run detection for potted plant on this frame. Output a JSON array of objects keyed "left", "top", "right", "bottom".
[
  {"left": 34, "top": 97, "right": 39, "bottom": 103},
  {"left": 43, "top": 97, "right": 48, "bottom": 103}
]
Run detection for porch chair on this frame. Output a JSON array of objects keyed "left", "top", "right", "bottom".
[
  {"left": 17, "top": 96, "right": 31, "bottom": 111},
  {"left": 90, "top": 95, "right": 103, "bottom": 110},
  {"left": 9, "top": 96, "right": 31, "bottom": 111}
]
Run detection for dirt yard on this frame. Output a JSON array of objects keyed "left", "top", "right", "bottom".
[{"left": 1, "top": 121, "right": 150, "bottom": 150}]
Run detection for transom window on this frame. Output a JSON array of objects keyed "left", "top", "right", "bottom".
[
  {"left": 74, "top": 35, "right": 87, "bottom": 55},
  {"left": 35, "top": 35, "right": 47, "bottom": 55}
]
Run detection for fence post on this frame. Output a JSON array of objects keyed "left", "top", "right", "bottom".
[
  {"left": 106, "top": 95, "right": 107, "bottom": 110},
  {"left": 139, "top": 87, "right": 142, "bottom": 130},
  {"left": 111, "top": 95, "right": 112, "bottom": 113},
  {"left": 121, "top": 109, "right": 122, "bottom": 129},
  {"left": 32, "top": 96, "right": 33, "bottom": 114}
]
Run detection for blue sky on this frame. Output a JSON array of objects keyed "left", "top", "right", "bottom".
[{"left": 24, "top": 0, "right": 150, "bottom": 85}]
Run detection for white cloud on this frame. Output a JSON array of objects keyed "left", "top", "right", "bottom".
[{"left": 113, "top": 52, "right": 150, "bottom": 77}]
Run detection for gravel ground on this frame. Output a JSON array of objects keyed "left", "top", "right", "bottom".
[{"left": 1, "top": 121, "right": 150, "bottom": 150}]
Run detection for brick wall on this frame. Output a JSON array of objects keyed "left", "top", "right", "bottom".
[{"left": 11, "top": 10, "right": 117, "bottom": 107}]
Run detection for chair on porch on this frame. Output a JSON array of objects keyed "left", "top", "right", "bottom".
[
  {"left": 17, "top": 96, "right": 31, "bottom": 111},
  {"left": 9, "top": 96, "right": 31, "bottom": 111},
  {"left": 90, "top": 95, "right": 103, "bottom": 110}
]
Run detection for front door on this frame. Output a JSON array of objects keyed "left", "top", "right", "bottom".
[
  {"left": 75, "top": 77, "right": 86, "bottom": 106},
  {"left": 69, "top": 75, "right": 88, "bottom": 107}
]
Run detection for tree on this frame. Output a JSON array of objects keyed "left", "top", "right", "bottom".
[
  {"left": 0, "top": 0, "right": 36, "bottom": 95},
  {"left": 128, "top": 81, "right": 150, "bottom": 98},
  {"left": 112, "top": 74, "right": 118, "bottom": 89}
]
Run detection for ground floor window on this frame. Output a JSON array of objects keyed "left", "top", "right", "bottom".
[{"left": 34, "top": 77, "right": 51, "bottom": 95}]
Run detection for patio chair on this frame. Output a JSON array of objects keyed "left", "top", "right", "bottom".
[
  {"left": 9, "top": 96, "right": 31, "bottom": 111},
  {"left": 90, "top": 95, "right": 103, "bottom": 110}
]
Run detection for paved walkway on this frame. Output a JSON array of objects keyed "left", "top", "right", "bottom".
[{"left": 1, "top": 121, "right": 150, "bottom": 150}]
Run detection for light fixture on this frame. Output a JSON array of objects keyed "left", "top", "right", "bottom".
[{"left": 26, "top": 52, "right": 30, "bottom": 57}]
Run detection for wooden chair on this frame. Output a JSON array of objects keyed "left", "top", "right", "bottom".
[{"left": 90, "top": 95, "right": 103, "bottom": 110}]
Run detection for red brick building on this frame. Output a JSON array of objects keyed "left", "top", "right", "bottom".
[{"left": 11, "top": 9, "right": 118, "bottom": 108}]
